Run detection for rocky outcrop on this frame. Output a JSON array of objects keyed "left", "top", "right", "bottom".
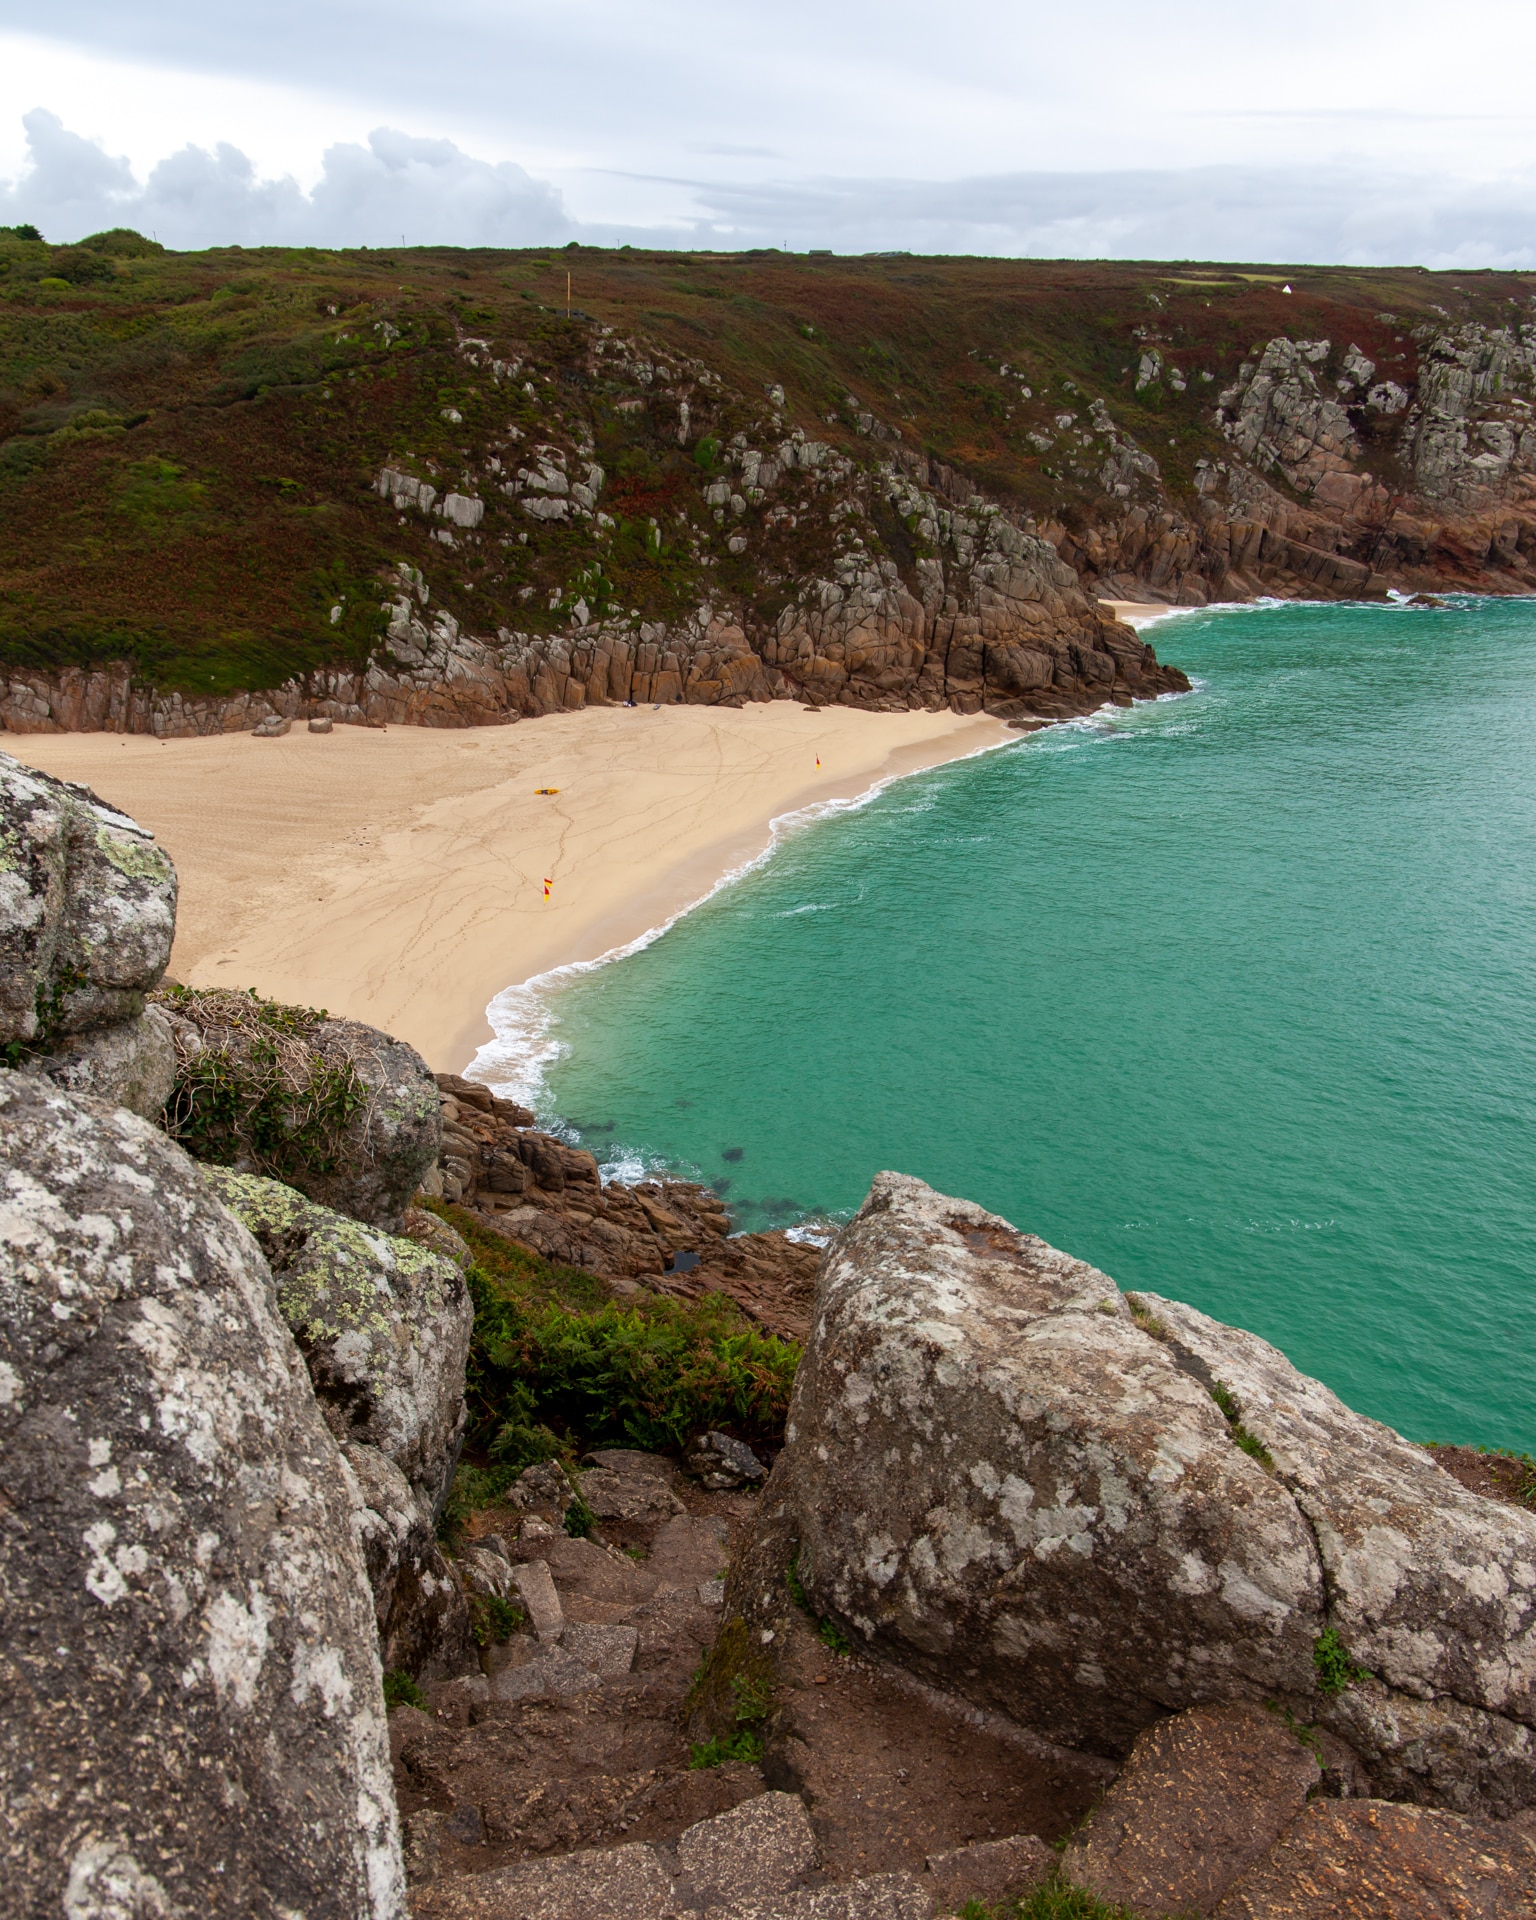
[
  {"left": 20, "top": 1001, "right": 177, "bottom": 1119},
  {"left": 346, "top": 1437, "right": 475, "bottom": 1680},
  {"left": 751, "top": 1172, "right": 1536, "bottom": 1817},
  {"left": 204, "top": 1167, "right": 477, "bottom": 1681},
  {"left": 161, "top": 987, "right": 442, "bottom": 1230},
  {"left": 0, "top": 1073, "right": 404, "bottom": 1917},
  {"left": 0, "top": 542, "right": 1185, "bottom": 739},
  {"left": 201, "top": 1169, "right": 472, "bottom": 1513},
  {"left": 1054, "top": 1698, "right": 1536, "bottom": 1918},
  {"left": 431, "top": 1072, "right": 819, "bottom": 1340},
  {"left": 1064, "top": 1702, "right": 1330, "bottom": 1914},
  {"left": 0, "top": 750, "right": 178, "bottom": 1116},
  {"left": 1212, "top": 1799, "right": 1536, "bottom": 1918}
]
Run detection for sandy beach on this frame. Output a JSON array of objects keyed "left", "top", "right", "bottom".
[
  {"left": 1098, "top": 598, "right": 1178, "bottom": 629},
  {"left": 4, "top": 705, "right": 1013, "bottom": 1072}
]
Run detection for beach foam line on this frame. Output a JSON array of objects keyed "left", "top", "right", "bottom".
[
  {"left": 466, "top": 723, "right": 1033, "bottom": 1116},
  {"left": 469, "top": 678, "right": 1207, "bottom": 1121}
]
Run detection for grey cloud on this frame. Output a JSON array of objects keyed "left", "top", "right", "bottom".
[{"left": 675, "top": 165, "right": 1536, "bottom": 269}]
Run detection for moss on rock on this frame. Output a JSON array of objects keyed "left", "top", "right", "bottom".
[{"left": 203, "top": 1165, "right": 471, "bottom": 1511}]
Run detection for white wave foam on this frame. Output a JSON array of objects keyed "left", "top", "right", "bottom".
[
  {"left": 598, "top": 1148, "right": 657, "bottom": 1186},
  {"left": 784, "top": 1219, "right": 842, "bottom": 1246},
  {"left": 466, "top": 683, "right": 1208, "bottom": 1113},
  {"left": 465, "top": 725, "right": 1031, "bottom": 1112}
]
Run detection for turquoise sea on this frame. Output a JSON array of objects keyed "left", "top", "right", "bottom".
[{"left": 487, "top": 597, "right": 1536, "bottom": 1451}]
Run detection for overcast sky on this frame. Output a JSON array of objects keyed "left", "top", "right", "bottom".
[{"left": 4, "top": 1, "right": 1536, "bottom": 262}]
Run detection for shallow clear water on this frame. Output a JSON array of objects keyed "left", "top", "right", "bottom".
[{"left": 531, "top": 597, "right": 1536, "bottom": 1449}]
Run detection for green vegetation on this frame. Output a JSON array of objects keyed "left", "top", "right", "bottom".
[
  {"left": 156, "top": 985, "right": 368, "bottom": 1185},
  {"left": 688, "top": 1729, "right": 765, "bottom": 1769},
  {"left": 816, "top": 1617, "right": 852, "bottom": 1657},
  {"left": 1473, "top": 1447, "right": 1536, "bottom": 1506},
  {"left": 1, "top": 961, "right": 88, "bottom": 1068},
  {"left": 685, "top": 1613, "right": 777, "bottom": 1749},
  {"left": 958, "top": 1884, "right": 1144, "bottom": 1920},
  {"left": 1208, "top": 1381, "right": 1276, "bottom": 1472},
  {"left": 563, "top": 1491, "right": 596, "bottom": 1538},
  {"left": 426, "top": 1201, "right": 798, "bottom": 1537},
  {"left": 0, "top": 233, "right": 1510, "bottom": 701},
  {"left": 687, "top": 1633, "right": 773, "bottom": 1764},
  {"left": 467, "top": 1593, "right": 525, "bottom": 1647},
  {"left": 1122, "top": 1292, "right": 1168, "bottom": 1339},
  {"left": 1313, "top": 1627, "right": 1371, "bottom": 1697},
  {"left": 1266, "top": 1700, "right": 1325, "bottom": 1763},
  {"left": 441, "top": 1200, "right": 797, "bottom": 1458},
  {"left": 381, "top": 1669, "right": 427, "bottom": 1711}
]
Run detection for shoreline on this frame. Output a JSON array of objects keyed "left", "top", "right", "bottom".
[
  {"left": 1, "top": 704, "right": 1014, "bottom": 1072},
  {"left": 465, "top": 715, "right": 1031, "bottom": 1107}
]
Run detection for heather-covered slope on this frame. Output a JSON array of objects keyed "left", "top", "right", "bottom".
[{"left": 4, "top": 229, "right": 1535, "bottom": 731}]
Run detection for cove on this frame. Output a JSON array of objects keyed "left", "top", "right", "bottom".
[{"left": 539, "top": 597, "right": 1536, "bottom": 1451}]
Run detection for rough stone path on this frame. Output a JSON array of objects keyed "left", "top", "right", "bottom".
[{"left": 390, "top": 1450, "right": 1094, "bottom": 1916}]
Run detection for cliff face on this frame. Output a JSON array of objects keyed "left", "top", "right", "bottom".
[
  {"left": 1059, "top": 320, "right": 1536, "bottom": 609},
  {"left": 3, "top": 240, "right": 1536, "bottom": 736}
]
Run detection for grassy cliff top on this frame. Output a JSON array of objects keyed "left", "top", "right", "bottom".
[{"left": 4, "top": 225, "right": 1531, "bottom": 697}]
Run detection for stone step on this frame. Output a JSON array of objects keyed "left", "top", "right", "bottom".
[
  {"left": 699, "top": 1870, "right": 933, "bottom": 1920},
  {"left": 409, "top": 1788, "right": 1059, "bottom": 1919}
]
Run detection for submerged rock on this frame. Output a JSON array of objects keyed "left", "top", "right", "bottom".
[
  {"left": 760, "top": 1172, "right": 1536, "bottom": 1816},
  {"left": 0, "top": 1073, "right": 404, "bottom": 1917}
]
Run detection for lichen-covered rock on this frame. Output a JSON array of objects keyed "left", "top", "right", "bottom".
[
  {"left": 1144, "top": 1291, "right": 1536, "bottom": 1813},
  {"left": 345, "top": 1441, "right": 474, "bottom": 1680},
  {"left": 769, "top": 1173, "right": 1536, "bottom": 1815},
  {"left": 19, "top": 1000, "right": 177, "bottom": 1118},
  {"left": 0, "top": 749, "right": 176, "bottom": 1044},
  {"left": 159, "top": 987, "right": 442, "bottom": 1229},
  {"left": 0, "top": 1072, "right": 404, "bottom": 1918},
  {"left": 201, "top": 1167, "right": 471, "bottom": 1515}
]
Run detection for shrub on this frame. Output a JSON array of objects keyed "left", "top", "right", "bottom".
[
  {"left": 382, "top": 1669, "right": 427, "bottom": 1710},
  {"left": 156, "top": 985, "right": 368, "bottom": 1184},
  {"left": 437, "top": 1201, "right": 798, "bottom": 1456},
  {"left": 79, "top": 227, "right": 163, "bottom": 257},
  {"left": 466, "top": 1264, "right": 797, "bottom": 1453},
  {"left": 49, "top": 247, "right": 116, "bottom": 287},
  {"left": 1313, "top": 1627, "right": 1370, "bottom": 1697}
]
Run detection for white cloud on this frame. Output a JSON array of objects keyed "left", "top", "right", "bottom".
[
  {"left": 1, "top": 110, "right": 569, "bottom": 249},
  {"left": 8, "top": 107, "right": 1536, "bottom": 269}
]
